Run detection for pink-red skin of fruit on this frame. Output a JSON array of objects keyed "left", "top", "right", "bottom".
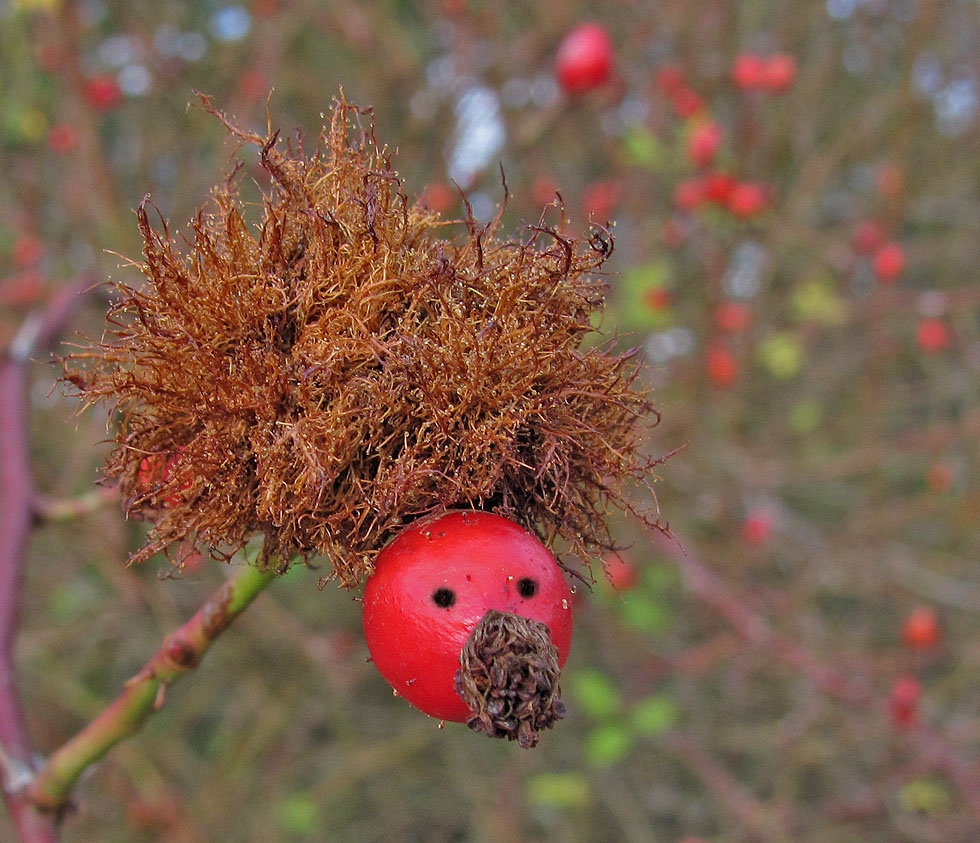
[
  {"left": 872, "top": 242, "right": 905, "bottom": 283},
  {"left": 362, "top": 510, "right": 574, "bottom": 723},
  {"left": 917, "top": 318, "right": 950, "bottom": 354},
  {"left": 889, "top": 675, "right": 921, "bottom": 729},
  {"left": 901, "top": 606, "right": 941, "bottom": 652},
  {"left": 555, "top": 23, "right": 614, "bottom": 95}
]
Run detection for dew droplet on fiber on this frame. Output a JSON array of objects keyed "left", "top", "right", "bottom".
[{"left": 561, "top": 599, "right": 569, "bottom": 610}]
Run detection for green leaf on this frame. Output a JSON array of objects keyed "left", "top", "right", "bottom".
[
  {"left": 278, "top": 792, "right": 321, "bottom": 836},
  {"left": 618, "top": 591, "right": 671, "bottom": 634},
  {"left": 584, "top": 722, "right": 633, "bottom": 768},
  {"left": 622, "top": 125, "right": 664, "bottom": 169},
  {"left": 630, "top": 694, "right": 679, "bottom": 736},
  {"left": 525, "top": 773, "right": 591, "bottom": 808},
  {"left": 569, "top": 670, "right": 623, "bottom": 719}
]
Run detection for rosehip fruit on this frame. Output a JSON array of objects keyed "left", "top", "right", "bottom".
[
  {"left": 362, "top": 510, "right": 573, "bottom": 745},
  {"left": 888, "top": 675, "right": 921, "bottom": 729},
  {"left": 762, "top": 53, "right": 797, "bottom": 93},
  {"left": 872, "top": 242, "right": 905, "bottom": 284},
  {"left": 901, "top": 606, "right": 941, "bottom": 652},
  {"left": 917, "top": 318, "right": 950, "bottom": 354},
  {"left": 555, "top": 23, "right": 614, "bottom": 95}
]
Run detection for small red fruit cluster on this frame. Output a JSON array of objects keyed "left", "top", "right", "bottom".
[
  {"left": 889, "top": 607, "right": 941, "bottom": 730},
  {"left": 732, "top": 53, "right": 797, "bottom": 94}
]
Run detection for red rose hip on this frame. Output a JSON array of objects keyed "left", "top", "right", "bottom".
[
  {"left": 362, "top": 510, "right": 573, "bottom": 743},
  {"left": 555, "top": 23, "right": 614, "bottom": 95}
]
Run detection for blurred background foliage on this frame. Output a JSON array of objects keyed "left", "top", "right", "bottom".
[{"left": 2, "top": 0, "right": 980, "bottom": 840}]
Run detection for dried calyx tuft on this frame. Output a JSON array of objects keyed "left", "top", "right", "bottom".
[
  {"left": 63, "top": 92, "right": 660, "bottom": 584},
  {"left": 454, "top": 610, "right": 565, "bottom": 748}
]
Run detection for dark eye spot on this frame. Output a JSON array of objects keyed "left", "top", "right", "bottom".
[
  {"left": 432, "top": 588, "right": 456, "bottom": 608},
  {"left": 517, "top": 578, "right": 538, "bottom": 599}
]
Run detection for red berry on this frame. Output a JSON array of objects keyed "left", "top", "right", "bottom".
[
  {"left": 715, "top": 301, "right": 751, "bottom": 334},
  {"left": 901, "top": 607, "right": 941, "bottom": 652},
  {"left": 852, "top": 220, "right": 885, "bottom": 255},
  {"left": 673, "top": 178, "right": 704, "bottom": 212},
  {"left": 555, "top": 23, "right": 614, "bottom": 95},
  {"left": 727, "top": 181, "right": 768, "bottom": 219},
  {"left": 83, "top": 74, "right": 123, "bottom": 112},
  {"left": 654, "top": 63, "right": 685, "bottom": 97},
  {"left": 732, "top": 53, "right": 766, "bottom": 90},
  {"left": 643, "top": 287, "right": 671, "bottom": 312},
  {"left": 136, "top": 451, "right": 191, "bottom": 508},
  {"left": 582, "top": 179, "right": 622, "bottom": 221},
  {"left": 888, "top": 675, "right": 921, "bottom": 729},
  {"left": 702, "top": 172, "right": 737, "bottom": 205},
  {"left": 47, "top": 122, "right": 79, "bottom": 155},
  {"left": 707, "top": 344, "right": 738, "bottom": 388},
  {"left": 602, "top": 552, "right": 638, "bottom": 593},
  {"left": 741, "top": 510, "right": 773, "bottom": 547},
  {"left": 762, "top": 53, "right": 797, "bottom": 93},
  {"left": 531, "top": 175, "right": 560, "bottom": 207},
  {"left": 876, "top": 164, "right": 904, "bottom": 198},
  {"left": 917, "top": 318, "right": 950, "bottom": 354},
  {"left": 687, "top": 120, "right": 723, "bottom": 169},
  {"left": 362, "top": 511, "right": 573, "bottom": 722},
  {"left": 872, "top": 242, "right": 905, "bottom": 283},
  {"left": 419, "top": 182, "right": 455, "bottom": 214},
  {"left": 671, "top": 86, "right": 705, "bottom": 118},
  {"left": 12, "top": 236, "right": 43, "bottom": 268}
]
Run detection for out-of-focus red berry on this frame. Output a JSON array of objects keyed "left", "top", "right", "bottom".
[
  {"left": 47, "top": 122, "right": 79, "bottom": 155},
  {"left": 673, "top": 178, "right": 704, "bottom": 212},
  {"left": 582, "top": 179, "right": 622, "bottom": 221},
  {"left": 643, "top": 287, "right": 671, "bottom": 312},
  {"left": 654, "top": 63, "right": 685, "bottom": 97},
  {"left": 762, "top": 53, "right": 797, "bottom": 93},
  {"left": 728, "top": 181, "right": 768, "bottom": 219},
  {"left": 852, "top": 220, "right": 885, "bottom": 255},
  {"left": 888, "top": 675, "right": 921, "bottom": 729},
  {"left": 732, "top": 53, "right": 766, "bottom": 90},
  {"left": 671, "top": 86, "right": 705, "bottom": 118},
  {"left": 555, "top": 23, "right": 614, "bottom": 96},
  {"left": 603, "top": 552, "right": 638, "bottom": 593},
  {"left": 740, "top": 509, "right": 773, "bottom": 547},
  {"left": 707, "top": 344, "right": 738, "bottom": 388},
  {"left": 531, "top": 175, "right": 560, "bottom": 207},
  {"left": 136, "top": 451, "right": 191, "bottom": 508},
  {"left": 0, "top": 272, "right": 44, "bottom": 307},
  {"left": 901, "top": 607, "right": 941, "bottom": 652},
  {"left": 237, "top": 69, "right": 269, "bottom": 101},
  {"left": 917, "top": 318, "right": 950, "bottom": 354},
  {"left": 419, "top": 183, "right": 455, "bottom": 214},
  {"left": 12, "top": 236, "right": 43, "bottom": 268},
  {"left": 876, "top": 164, "right": 904, "bottom": 198},
  {"left": 715, "top": 301, "right": 752, "bottom": 334},
  {"left": 702, "top": 172, "right": 737, "bottom": 205},
  {"left": 872, "top": 242, "right": 905, "bottom": 283},
  {"left": 83, "top": 75, "right": 123, "bottom": 112},
  {"left": 687, "top": 120, "right": 723, "bottom": 169}
]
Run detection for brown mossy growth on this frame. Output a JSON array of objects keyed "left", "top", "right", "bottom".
[
  {"left": 454, "top": 610, "right": 565, "bottom": 748},
  {"left": 63, "top": 92, "right": 661, "bottom": 584}
]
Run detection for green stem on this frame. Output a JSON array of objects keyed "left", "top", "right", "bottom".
[{"left": 26, "top": 564, "right": 276, "bottom": 812}]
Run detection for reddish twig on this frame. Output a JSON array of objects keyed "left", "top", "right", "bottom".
[
  {"left": 648, "top": 528, "right": 872, "bottom": 704},
  {"left": 25, "top": 563, "right": 276, "bottom": 814},
  {"left": 1, "top": 277, "right": 96, "bottom": 842}
]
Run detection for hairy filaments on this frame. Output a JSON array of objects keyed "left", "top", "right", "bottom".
[{"left": 64, "top": 93, "right": 661, "bottom": 584}]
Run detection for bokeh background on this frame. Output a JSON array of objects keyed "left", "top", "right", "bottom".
[{"left": 3, "top": 0, "right": 980, "bottom": 840}]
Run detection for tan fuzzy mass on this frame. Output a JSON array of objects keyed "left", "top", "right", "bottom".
[{"left": 64, "top": 93, "right": 659, "bottom": 584}]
